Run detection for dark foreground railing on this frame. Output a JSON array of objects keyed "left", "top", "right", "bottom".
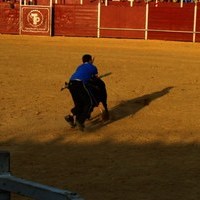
[{"left": 0, "top": 151, "right": 84, "bottom": 200}]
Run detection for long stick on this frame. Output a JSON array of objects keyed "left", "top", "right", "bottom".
[{"left": 99, "top": 72, "right": 112, "bottom": 79}]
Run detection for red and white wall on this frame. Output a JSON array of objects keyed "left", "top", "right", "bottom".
[{"left": 1, "top": 0, "right": 200, "bottom": 42}]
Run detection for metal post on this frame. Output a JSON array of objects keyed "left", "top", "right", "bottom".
[
  {"left": 50, "top": 0, "right": 53, "bottom": 36},
  {"left": 180, "top": 0, "right": 183, "bottom": 8},
  {"left": 155, "top": 0, "right": 158, "bottom": 7},
  {"left": 145, "top": 2, "right": 149, "bottom": 40},
  {"left": 0, "top": 151, "right": 10, "bottom": 175},
  {"left": 97, "top": 1, "right": 101, "bottom": 38},
  {"left": 130, "top": 0, "right": 134, "bottom": 7},
  {"left": 0, "top": 151, "right": 11, "bottom": 200},
  {"left": 193, "top": 2, "right": 197, "bottom": 42},
  {"left": 105, "top": 0, "right": 108, "bottom": 6},
  {"left": 19, "top": 0, "right": 22, "bottom": 35}
]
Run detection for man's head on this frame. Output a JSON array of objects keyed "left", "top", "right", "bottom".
[{"left": 82, "top": 54, "right": 93, "bottom": 63}]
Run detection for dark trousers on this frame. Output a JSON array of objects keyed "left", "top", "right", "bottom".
[{"left": 68, "top": 80, "right": 93, "bottom": 124}]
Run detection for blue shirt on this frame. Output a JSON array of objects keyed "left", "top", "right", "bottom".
[{"left": 70, "top": 62, "right": 98, "bottom": 84}]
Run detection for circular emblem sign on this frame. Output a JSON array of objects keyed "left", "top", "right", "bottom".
[{"left": 27, "top": 10, "right": 44, "bottom": 27}]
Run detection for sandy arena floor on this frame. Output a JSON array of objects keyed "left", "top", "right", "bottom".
[{"left": 0, "top": 35, "right": 200, "bottom": 200}]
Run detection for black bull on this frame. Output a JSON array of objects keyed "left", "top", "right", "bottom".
[
  {"left": 87, "top": 77, "right": 108, "bottom": 113},
  {"left": 61, "top": 76, "right": 109, "bottom": 120}
]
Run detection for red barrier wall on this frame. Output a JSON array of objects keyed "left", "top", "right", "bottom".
[
  {"left": 148, "top": 2, "right": 194, "bottom": 41},
  {"left": 100, "top": 4, "right": 146, "bottom": 39},
  {"left": 1, "top": 2, "right": 200, "bottom": 43},
  {"left": 0, "top": 3, "right": 19, "bottom": 34},
  {"left": 53, "top": 4, "right": 98, "bottom": 37}
]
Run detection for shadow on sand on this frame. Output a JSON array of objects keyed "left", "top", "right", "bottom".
[
  {"left": 2, "top": 137, "right": 200, "bottom": 200},
  {"left": 87, "top": 86, "right": 173, "bottom": 131}
]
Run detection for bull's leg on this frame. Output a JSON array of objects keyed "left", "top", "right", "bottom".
[{"left": 101, "top": 101, "right": 109, "bottom": 121}]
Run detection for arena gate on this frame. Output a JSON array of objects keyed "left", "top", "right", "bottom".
[{"left": 0, "top": 0, "right": 200, "bottom": 42}]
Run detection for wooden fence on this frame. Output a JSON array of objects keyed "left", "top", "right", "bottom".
[{"left": 0, "top": 0, "right": 200, "bottom": 42}]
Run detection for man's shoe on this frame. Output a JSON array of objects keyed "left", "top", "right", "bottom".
[
  {"left": 64, "top": 115, "right": 76, "bottom": 128},
  {"left": 102, "top": 110, "right": 110, "bottom": 121},
  {"left": 76, "top": 121, "right": 85, "bottom": 132}
]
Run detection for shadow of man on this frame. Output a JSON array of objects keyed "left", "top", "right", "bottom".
[{"left": 87, "top": 86, "right": 173, "bottom": 131}]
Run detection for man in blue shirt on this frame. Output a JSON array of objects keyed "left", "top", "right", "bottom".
[{"left": 65, "top": 54, "right": 99, "bottom": 131}]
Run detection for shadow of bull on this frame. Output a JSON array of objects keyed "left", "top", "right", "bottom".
[{"left": 88, "top": 87, "right": 174, "bottom": 131}]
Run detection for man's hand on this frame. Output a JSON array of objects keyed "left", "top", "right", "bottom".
[
  {"left": 60, "top": 87, "right": 65, "bottom": 91},
  {"left": 60, "top": 82, "right": 69, "bottom": 91}
]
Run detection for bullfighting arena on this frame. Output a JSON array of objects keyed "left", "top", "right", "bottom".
[{"left": 1, "top": 34, "right": 200, "bottom": 200}]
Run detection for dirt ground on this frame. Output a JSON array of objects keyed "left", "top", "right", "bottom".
[{"left": 0, "top": 35, "right": 200, "bottom": 200}]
